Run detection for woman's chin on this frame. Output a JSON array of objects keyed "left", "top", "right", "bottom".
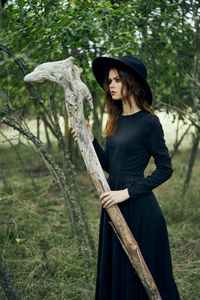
[{"left": 112, "top": 96, "right": 121, "bottom": 101}]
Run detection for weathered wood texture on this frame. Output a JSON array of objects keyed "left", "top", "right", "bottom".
[{"left": 24, "top": 56, "right": 162, "bottom": 300}]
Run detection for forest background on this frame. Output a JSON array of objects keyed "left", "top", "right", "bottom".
[{"left": 0, "top": 0, "right": 200, "bottom": 299}]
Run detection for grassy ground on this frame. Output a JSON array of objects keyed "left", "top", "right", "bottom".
[{"left": 0, "top": 144, "right": 199, "bottom": 299}]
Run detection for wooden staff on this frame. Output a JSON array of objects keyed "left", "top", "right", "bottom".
[{"left": 24, "top": 56, "right": 162, "bottom": 300}]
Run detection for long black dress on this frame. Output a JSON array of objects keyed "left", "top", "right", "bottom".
[{"left": 92, "top": 110, "right": 180, "bottom": 300}]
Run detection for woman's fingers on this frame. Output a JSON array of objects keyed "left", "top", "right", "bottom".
[
  {"left": 69, "top": 125, "right": 78, "bottom": 141},
  {"left": 100, "top": 193, "right": 114, "bottom": 208},
  {"left": 69, "top": 121, "right": 94, "bottom": 142},
  {"left": 100, "top": 192, "right": 110, "bottom": 201},
  {"left": 103, "top": 199, "right": 114, "bottom": 208},
  {"left": 105, "top": 202, "right": 115, "bottom": 209},
  {"left": 101, "top": 196, "right": 110, "bottom": 206}
]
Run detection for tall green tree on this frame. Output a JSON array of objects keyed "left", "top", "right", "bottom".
[{"left": 0, "top": 0, "right": 199, "bottom": 190}]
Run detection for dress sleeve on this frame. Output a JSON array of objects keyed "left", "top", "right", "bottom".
[
  {"left": 127, "top": 115, "right": 173, "bottom": 199},
  {"left": 92, "top": 137, "right": 109, "bottom": 173}
]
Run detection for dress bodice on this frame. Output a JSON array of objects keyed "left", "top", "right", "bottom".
[
  {"left": 106, "top": 110, "right": 151, "bottom": 181},
  {"left": 92, "top": 110, "right": 173, "bottom": 199}
]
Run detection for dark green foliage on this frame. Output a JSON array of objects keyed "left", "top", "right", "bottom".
[{"left": 0, "top": 0, "right": 199, "bottom": 118}]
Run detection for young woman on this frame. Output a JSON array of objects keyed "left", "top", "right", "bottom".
[{"left": 70, "top": 56, "right": 180, "bottom": 300}]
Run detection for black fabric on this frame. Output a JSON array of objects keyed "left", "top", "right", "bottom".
[{"left": 92, "top": 110, "right": 180, "bottom": 300}]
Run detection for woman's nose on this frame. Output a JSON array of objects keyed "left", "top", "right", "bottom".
[{"left": 110, "top": 81, "right": 115, "bottom": 88}]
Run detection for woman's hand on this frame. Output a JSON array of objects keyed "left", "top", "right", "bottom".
[
  {"left": 69, "top": 120, "right": 94, "bottom": 142},
  {"left": 100, "top": 189, "right": 130, "bottom": 209}
]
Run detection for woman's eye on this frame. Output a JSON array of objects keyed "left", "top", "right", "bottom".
[
  {"left": 108, "top": 80, "right": 112, "bottom": 85},
  {"left": 116, "top": 78, "right": 120, "bottom": 82}
]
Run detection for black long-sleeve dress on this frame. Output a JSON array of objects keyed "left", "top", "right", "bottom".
[{"left": 92, "top": 110, "right": 180, "bottom": 300}]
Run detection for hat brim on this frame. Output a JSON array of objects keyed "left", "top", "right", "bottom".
[{"left": 92, "top": 57, "right": 152, "bottom": 105}]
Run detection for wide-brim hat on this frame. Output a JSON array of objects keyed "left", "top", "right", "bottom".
[{"left": 92, "top": 55, "right": 152, "bottom": 105}]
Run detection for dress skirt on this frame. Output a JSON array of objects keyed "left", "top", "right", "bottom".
[{"left": 95, "top": 178, "right": 180, "bottom": 300}]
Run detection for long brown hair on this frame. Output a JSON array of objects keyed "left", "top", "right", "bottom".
[{"left": 103, "top": 68, "right": 154, "bottom": 138}]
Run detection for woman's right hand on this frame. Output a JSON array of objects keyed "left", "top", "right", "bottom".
[{"left": 69, "top": 120, "right": 94, "bottom": 142}]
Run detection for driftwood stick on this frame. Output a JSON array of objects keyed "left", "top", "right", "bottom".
[{"left": 24, "top": 56, "right": 162, "bottom": 300}]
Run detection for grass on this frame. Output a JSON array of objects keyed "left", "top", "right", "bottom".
[{"left": 0, "top": 144, "right": 200, "bottom": 299}]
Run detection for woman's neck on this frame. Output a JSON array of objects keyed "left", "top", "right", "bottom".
[{"left": 121, "top": 95, "right": 141, "bottom": 116}]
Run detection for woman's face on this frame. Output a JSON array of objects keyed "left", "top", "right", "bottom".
[{"left": 108, "top": 69, "right": 124, "bottom": 100}]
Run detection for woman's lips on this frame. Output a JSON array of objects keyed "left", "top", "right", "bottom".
[{"left": 111, "top": 91, "right": 116, "bottom": 95}]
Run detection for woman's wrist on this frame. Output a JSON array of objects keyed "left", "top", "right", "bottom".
[{"left": 124, "top": 188, "right": 130, "bottom": 199}]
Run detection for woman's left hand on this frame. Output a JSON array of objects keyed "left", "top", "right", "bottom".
[{"left": 100, "top": 189, "right": 130, "bottom": 209}]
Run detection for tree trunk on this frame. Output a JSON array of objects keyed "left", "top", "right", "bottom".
[
  {"left": 0, "top": 163, "right": 12, "bottom": 193},
  {"left": 171, "top": 124, "right": 191, "bottom": 159},
  {"left": 36, "top": 116, "right": 40, "bottom": 140},
  {"left": 63, "top": 103, "right": 69, "bottom": 149},
  {"left": 0, "top": 260, "right": 20, "bottom": 300},
  {"left": 182, "top": 129, "right": 200, "bottom": 196},
  {"left": 0, "top": 0, "right": 2, "bottom": 31},
  {"left": 43, "top": 118, "right": 51, "bottom": 148}
]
